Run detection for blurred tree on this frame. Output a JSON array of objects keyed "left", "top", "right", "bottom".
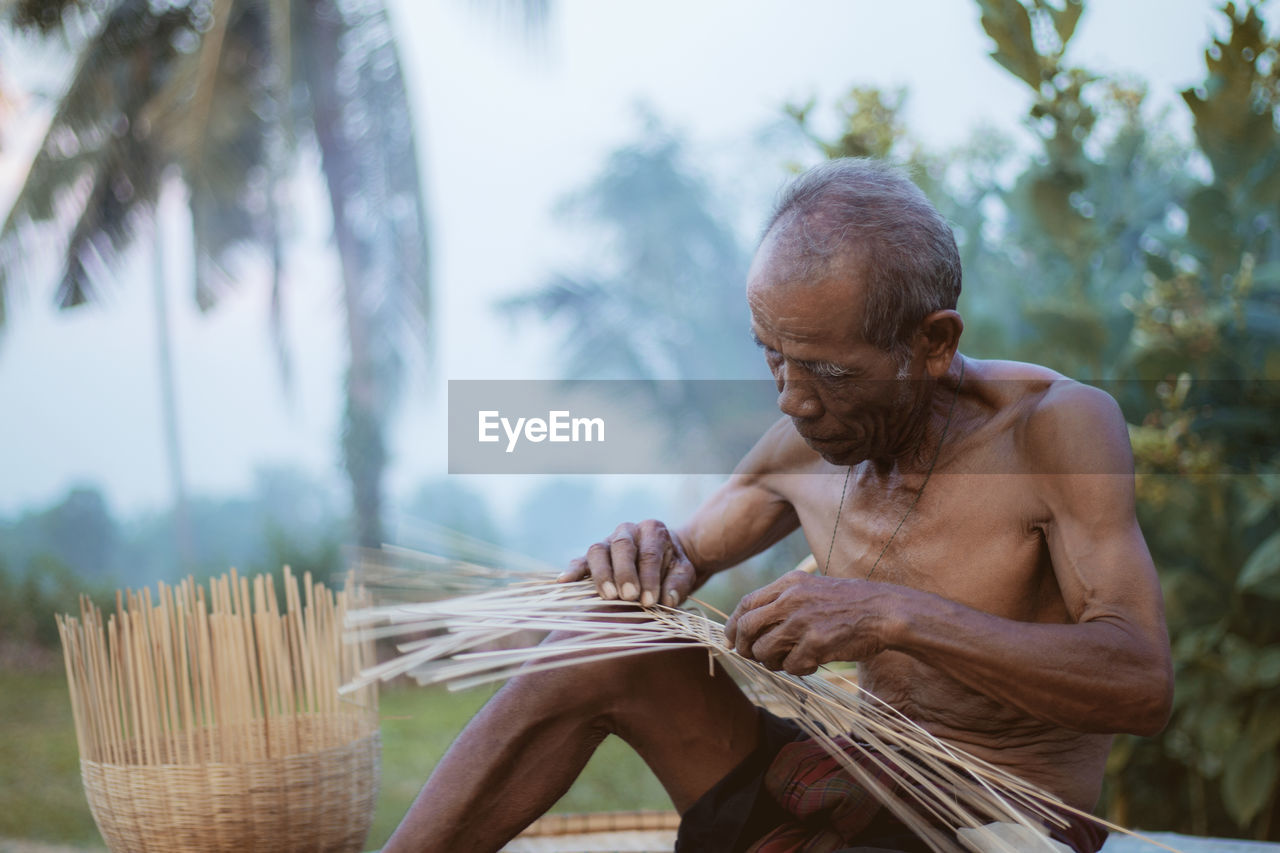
[
  {"left": 0, "top": 0, "right": 462, "bottom": 552},
  {"left": 0, "top": 484, "right": 117, "bottom": 578},
  {"left": 501, "top": 112, "right": 769, "bottom": 471},
  {"left": 36, "top": 485, "right": 117, "bottom": 577},
  {"left": 973, "top": 0, "right": 1195, "bottom": 380},
  {"left": 0, "top": 551, "right": 111, "bottom": 650}
]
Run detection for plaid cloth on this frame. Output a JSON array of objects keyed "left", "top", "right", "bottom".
[
  {"left": 745, "top": 735, "right": 908, "bottom": 853},
  {"left": 676, "top": 708, "right": 1107, "bottom": 853}
]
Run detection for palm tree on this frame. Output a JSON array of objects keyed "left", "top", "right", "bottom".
[
  {"left": 500, "top": 115, "right": 767, "bottom": 470},
  {"left": 0, "top": 0, "right": 450, "bottom": 551}
]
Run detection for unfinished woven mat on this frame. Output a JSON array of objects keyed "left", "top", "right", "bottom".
[{"left": 58, "top": 568, "right": 380, "bottom": 853}]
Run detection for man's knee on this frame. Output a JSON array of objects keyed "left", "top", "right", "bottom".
[{"left": 506, "top": 641, "right": 718, "bottom": 721}]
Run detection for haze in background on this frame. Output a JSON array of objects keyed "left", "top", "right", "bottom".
[{"left": 0, "top": 0, "right": 1233, "bottom": 521}]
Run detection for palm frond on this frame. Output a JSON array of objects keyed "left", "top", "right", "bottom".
[{"left": 0, "top": 0, "right": 190, "bottom": 315}]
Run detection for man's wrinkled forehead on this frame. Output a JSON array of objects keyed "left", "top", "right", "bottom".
[
  {"left": 746, "top": 228, "right": 868, "bottom": 347},
  {"left": 749, "top": 208, "right": 867, "bottom": 293}
]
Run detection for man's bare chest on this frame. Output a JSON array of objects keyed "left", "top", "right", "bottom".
[{"left": 785, "top": 469, "right": 1062, "bottom": 623}]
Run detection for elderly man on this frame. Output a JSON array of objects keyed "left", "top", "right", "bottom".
[{"left": 382, "top": 159, "right": 1173, "bottom": 853}]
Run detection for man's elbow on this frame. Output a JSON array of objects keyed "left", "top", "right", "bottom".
[{"left": 1126, "top": 663, "right": 1174, "bottom": 737}]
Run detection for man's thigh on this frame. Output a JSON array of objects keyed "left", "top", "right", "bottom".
[{"left": 586, "top": 644, "right": 763, "bottom": 814}]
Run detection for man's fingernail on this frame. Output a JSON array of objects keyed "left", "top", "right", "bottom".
[
  {"left": 641, "top": 590, "right": 655, "bottom": 607},
  {"left": 621, "top": 582, "right": 638, "bottom": 601},
  {"left": 602, "top": 581, "right": 618, "bottom": 599},
  {"left": 665, "top": 589, "right": 679, "bottom": 606}
]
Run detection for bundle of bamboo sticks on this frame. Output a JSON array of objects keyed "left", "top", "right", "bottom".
[
  {"left": 345, "top": 548, "right": 1182, "bottom": 853},
  {"left": 57, "top": 566, "right": 378, "bottom": 767}
]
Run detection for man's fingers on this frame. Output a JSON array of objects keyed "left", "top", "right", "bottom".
[
  {"left": 635, "top": 526, "right": 668, "bottom": 607},
  {"left": 724, "top": 600, "right": 751, "bottom": 646},
  {"left": 726, "top": 579, "right": 787, "bottom": 645},
  {"left": 781, "top": 644, "right": 818, "bottom": 676},
  {"left": 662, "top": 559, "right": 696, "bottom": 607},
  {"left": 585, "top": 542, "right": 617, "bottom": 599},
  {"left": 578, "top": 520, "right": 695, "bottom": 607},
  {"left": 558, "top": 557, "right": 589, "bottom": 583},
  {"left": 609, "top": 534, "right": 640, "bottom": 601},
  {"left": 734, "top": 575, "right": 792, "bottom": 618},
  {"left": 752, "top": 635, "right": 791, "bottom": 671},
  {"left": 732, "top": 607, "right": 775, "bottom": 659}
]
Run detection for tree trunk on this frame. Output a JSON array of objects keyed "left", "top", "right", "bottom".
[
  {"left": 153, "top": 201, "right": 194, "bottom": 568},
  {"left": 305, "top": 0, "right": 386, "bottom": 549}
]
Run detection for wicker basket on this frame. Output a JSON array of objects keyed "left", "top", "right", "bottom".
[
  {"left": 58, "top": 570, "right": 381, "bottom": 853},
  {"left": 80, "top": 715, "right": 379, "bottom": 853},
  {"left": 506, "top": 811, "right": 681, "bottom": 852}
]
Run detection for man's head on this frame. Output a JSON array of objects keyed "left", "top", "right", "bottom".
[{"left": 747, "top": 158, "right": 964, "bottom": 467}]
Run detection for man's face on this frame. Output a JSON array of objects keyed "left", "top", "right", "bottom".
[{"left": 746, "top": 233, "right": 927, "bottom": 467}]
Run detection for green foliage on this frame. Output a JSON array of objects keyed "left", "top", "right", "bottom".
[
  {"left": 1107, "top": 8, "right": 1280, "bottom": 835},
  {"left": 974, "top": 0, "right": 1196, "bottom": 378},
  {"left": 0, "top": 469, "right": 350, "bottom": 650},
  {"left": 978, "top": 0, "right": 1083, "bottom": 87},
  {"left": 0, "top": 552, "right": 113, "bottom": 651},
  {"left": 786, "top": 88, "right": 908, "bottom": 161},
  {"left": 1182, "top": 2, "right": 1280, "bottom": 224}
]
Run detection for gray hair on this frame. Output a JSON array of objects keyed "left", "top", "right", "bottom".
[{"left": 762, "top": 158, "right": 962, "bottom": 360}]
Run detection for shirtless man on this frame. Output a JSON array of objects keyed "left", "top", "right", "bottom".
[{"left": 382, "top": 158, "right": 1173, "bottom": 853}]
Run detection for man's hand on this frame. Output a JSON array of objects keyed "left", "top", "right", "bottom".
[
  {"left": 723, "top": 571, "right": 899, "bottom": 675},
  {"left": 558, "top": 520, "right": 698, "bottom": 607}
]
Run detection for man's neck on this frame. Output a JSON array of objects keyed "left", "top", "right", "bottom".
[{"left": 869, "top": 356, "right": 966, "bottom": 481}]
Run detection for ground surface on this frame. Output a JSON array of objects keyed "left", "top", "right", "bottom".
[{"left": 4, "top": 668, "right": 1277, "bottom": 853}]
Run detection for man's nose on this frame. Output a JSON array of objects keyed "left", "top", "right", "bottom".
[{"left": 777, "top": 370, "right": 822, "bottom": 419}]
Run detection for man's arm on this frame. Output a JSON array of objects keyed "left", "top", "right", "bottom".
[
  {"left": 726, "top": 384, "right": 1174, "bottom": 736},
  {"left": 896, "top": 383, "right": 1173, "bottom": 734},
  {"left": 559, "top": 417, "right": 802, "bottom": 606}
]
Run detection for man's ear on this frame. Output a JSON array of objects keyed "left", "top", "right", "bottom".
[{"left": 916, "top": 310, "right": 963, "bottom": 378}]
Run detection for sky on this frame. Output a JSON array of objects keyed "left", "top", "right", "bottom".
[{"left": 0, "top": 0, "right": 1260, "bottom": 521}]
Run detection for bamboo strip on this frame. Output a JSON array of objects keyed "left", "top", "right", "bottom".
[{"left": 57, "top": 569, "right": 378, "bottom": 770}]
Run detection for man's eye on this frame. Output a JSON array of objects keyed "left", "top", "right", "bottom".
[{"left": 802, "top": 361, "right": 851, "bottom": 379}]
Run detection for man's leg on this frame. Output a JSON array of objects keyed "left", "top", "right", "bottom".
[{"left": 381, "top": 643, "right": 762, "bottom": 853}]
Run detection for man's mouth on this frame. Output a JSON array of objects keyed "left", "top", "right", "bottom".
[{"left": 800, "top": 431, "right": 860, "bottom": 451}]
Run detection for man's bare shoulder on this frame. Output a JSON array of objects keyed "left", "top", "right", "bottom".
[
  {"left": 961, "top": 357, "right": 1130, "bottom": 474},
  {"left": 732, "top": 415, "right": 824, "bottom": 482},
  {"left": 965, "top": 359, "right": 1130, "bottom": 477},
  {"left": 965, "top": 357, "right": 1064, "bottom": 408}
]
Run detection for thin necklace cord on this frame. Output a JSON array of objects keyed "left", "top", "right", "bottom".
[{"left": 822, "top": 357, "right": 966, "bottom": 578}]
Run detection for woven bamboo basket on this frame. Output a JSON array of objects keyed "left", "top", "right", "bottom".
[
  {"left": 58, "top": 568, "right": 380, "bottom": 853},
  {"left": 505, "top": 811, "right": 681, "bottom": 852}
]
